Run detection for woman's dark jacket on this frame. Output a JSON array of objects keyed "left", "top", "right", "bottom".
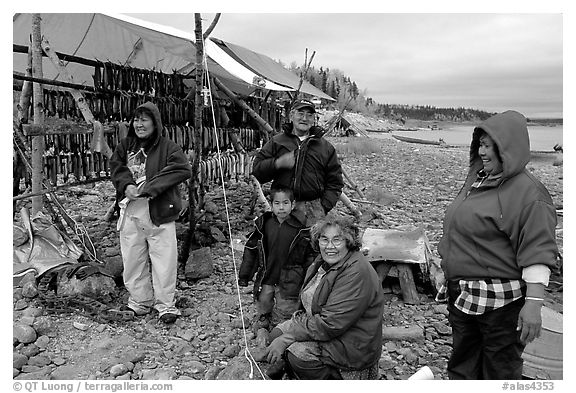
[
  {"left": 110, "top": 102, "right": 191, "bottom": 226},
  {"left": 239, "top": 210, "right": 316, "bottom": 300},
  {"left": 288, "top": 250, "right": 384, "bottom": 371},
  {"left": 252, "top": 124, "right": 343, "bottom": 213}
]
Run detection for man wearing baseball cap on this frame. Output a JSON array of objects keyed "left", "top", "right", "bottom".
[{"left": 252, "top": 98, "right": 343, "bottom": 226}]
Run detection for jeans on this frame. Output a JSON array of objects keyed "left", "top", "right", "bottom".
[{"left": 447, "top": 282, "right": 526, "bottom": 379}]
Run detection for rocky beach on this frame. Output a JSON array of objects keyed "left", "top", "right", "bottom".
[{"left": 12, "top": 134, "right": 563, "bottom": 381}]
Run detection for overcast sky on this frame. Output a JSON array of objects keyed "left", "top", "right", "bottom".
[{"left": 125, "top": 11, "right": 564, "bottom": 118}]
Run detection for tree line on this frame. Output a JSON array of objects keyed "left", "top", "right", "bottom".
[{"left": 287, "top": 62, "right": 495, "bottom": 122}]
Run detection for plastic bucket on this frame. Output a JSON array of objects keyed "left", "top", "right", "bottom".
[{"left": 521, "top": 306, "right": 563, "bottom": 379}]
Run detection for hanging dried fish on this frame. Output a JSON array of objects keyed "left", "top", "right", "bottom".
[{"left": 93, "top": 63, "right": 102, "bottom": 90}]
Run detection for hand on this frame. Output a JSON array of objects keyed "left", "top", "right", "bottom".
[
  {"left": 274, "top": 151, "right": 295, "bottom": 169},
  {"left": 266, "top": 335, "right": 290, "bottom": 364},
  {"left": 125, "top": 184, "right": 140, "bottom": 200},
  {"left": 517, "top": 300, "right": 543, "bottom": 345}
]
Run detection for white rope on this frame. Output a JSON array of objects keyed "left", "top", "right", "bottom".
[{"left": 201, "top": 38, "right": 266, "bottom": 380}]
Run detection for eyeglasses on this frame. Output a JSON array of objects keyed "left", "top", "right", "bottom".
[{"left": 318, "top": 237, "right": 345, "bottom": 247}]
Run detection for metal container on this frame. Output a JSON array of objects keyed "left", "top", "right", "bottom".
[{"left": 522, "top": 306, "right": 563, "bottom": 379}]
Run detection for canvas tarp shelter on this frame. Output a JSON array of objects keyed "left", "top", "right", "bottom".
[{"left": 13, "top": 13, "right": 333, "bottom": 100}]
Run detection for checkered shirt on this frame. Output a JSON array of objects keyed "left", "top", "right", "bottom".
[{"left": 436, "top": 279, "right": 524, "bottom": 315}]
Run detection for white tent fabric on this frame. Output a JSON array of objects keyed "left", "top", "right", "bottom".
[
  {"left": 204, "top": 39, "right": 293, "bottom": 92},
  {"left": 13, "top": 13, "right": 333, "bottom": 100}
]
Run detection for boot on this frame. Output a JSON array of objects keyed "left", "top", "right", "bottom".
[
  {"left": 252, "top": 312, "right": 271, "bottom": 333},
  {"left": 266, "top": 359, "right": 286, "bottom": 380}
]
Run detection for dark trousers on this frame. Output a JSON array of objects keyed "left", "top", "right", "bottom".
[
  {"left": 286, "top": 351, "right": 342, "bottom": 380},
  {"left": 447, "top": 283, "right": 526, "bottom": 380}
]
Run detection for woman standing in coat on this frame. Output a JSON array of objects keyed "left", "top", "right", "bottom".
[
  {"left": 438, "top": 110, "right": 558, "bottom": 379},
  {"left": 263, "top": 216, "right": 384, "bottom": 379},
  {"left": 110, "top": 102, "right": 191, "bottom": 324}
]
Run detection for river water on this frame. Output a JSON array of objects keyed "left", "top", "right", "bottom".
[{"left": 372, "top": 124, "right": 563, "bottom": 152}]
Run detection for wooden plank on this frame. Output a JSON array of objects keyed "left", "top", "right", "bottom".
[
  {"left": 23, "top": 121, "right": 115, "bottom": 136},
  {"left": 397, "top": 263, "right": 420, "bottom": 304},
  {"left": 373, "top": 261, "right": 393, "bottom": 283}
]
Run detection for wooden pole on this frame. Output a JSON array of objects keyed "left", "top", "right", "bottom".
[
  {"left": 31, "top": 14, "right": 44, "bottom": 215},
  {"left": 181, "top": 13, "right": 204, "bottom": 264},
  {"left": 213, "top": 76, "right": 273, "bottom": 142},
  {"left": 342, "top": 167, "right": 366, "bottom": 199}
]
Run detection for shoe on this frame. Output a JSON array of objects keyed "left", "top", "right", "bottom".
[
  {"left": 159, "top": 313, "right": 178, "bottom": 324},
  {"left": 120, "top": 305, "right": 150, "bottom": 316},
  {"left": 252, "top": 313, "right": 271, "bottom": 333},
  {"left": 266, "top": 360, "right": 286, "bottom": 380}
]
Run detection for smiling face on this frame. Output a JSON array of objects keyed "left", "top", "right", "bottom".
[
  {"left": 133, "top": 112, "right": 155, "bottom": 139},
  {"left": 318, "top": 225, "right": 349, "bottom": 266},
  {"left": 290, "top": 108, "right": 315, "bottom": 136},
  {"left": 478, "top": 133, "right": 503, "bottom": 175}
]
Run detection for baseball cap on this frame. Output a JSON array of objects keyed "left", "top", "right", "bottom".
[{"left": 291, "top": 99, "right": 316, "bottom": 113}]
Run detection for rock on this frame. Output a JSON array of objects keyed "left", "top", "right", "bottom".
[
  {"left": 384, "top": 341, "right": 398, "bottom": 353},
  {"left": 378, "top": 357, "right": 396, "bottom": 370},
  {"left": 19, "top": 316, "right": 35, "bottom": 326},
  {"left": 14, "top": 299, "right": 28, "bottom": 310},
  {"left": 115, "top": 372, "right": 132, "bottom": 380},
  {"left": 210, "top": 226, "right": 227, "bottom": 242},
  {"left": 432, "top": 321, "right": 452, "bottom": 335},
  {"left": 222, "top": 344, "right": 240, "bottom": 358},
  {"left": 13, "top": 353, "right": 28, "bottom": 369},
  {"left": 382, "top": 325, "right": 425, "bottom": 342},
  {"left": 32, "top": 316, "right": 54, "bottom": 336},
  {"left": 122, "top": 350, "right": 146, "bottom": 364},
  {"left": 185, "top": 247, "right": 214, "bottom": 280},
  {"left": 204, "top": 201, "right": 219, "bottom": 214},
  {"left": 50, "top": 365, "right": 84, "bottom": 380},
  {"left": 140, "top": 367, "right": 177, "bottom": 380},
  {"left": 21, "top": 281, "right": 39, "bottom": 298},
  {"left": 28, "top": 354, "right": 51, "bottom": 367},
  {"left": 14, "top": 365, "right": 52, "bottom": 380},
  {"left": 177, "top": 329, "right": 196, "bottom": 342},
  {"left": 215, "top": 312, "right": 230, "bottom": 324},
  {"left": 204, "top": 365, "right": 223, "bottom": 380},
  {"left": 255, "top": 328, "right": 269, "bottom": 348},
  {"left": 110, "top": 363, "right": 129, "bottom": 377},
  {"left": 35, "top": 335, "right": 50, "bottom": 349},
  {"left": 217, "top": 355, "right": 265, "bottom": 380},
  {"left": 187, "top": 360, "right": 206, "bottom": 374},
  {"left": 20, "top": 344, "right": 40, "bottom": 358},
  {"left": 57, "top": 274, "right": 117, "bottom": 303},
  {"left": 73, "top": 321, "right": 89, "bottom": 331},
  {"left": 14, "top": 323, "right": 37, "bottom": 344},
  {"left": 432, "top": 304, "right": 449, "bottom": 316},
  {"left": 23, "top": 307, "right": 43, "bottom": 317},
  {"left": 52, "top": 357, "right": 66, "bottom": 366}
]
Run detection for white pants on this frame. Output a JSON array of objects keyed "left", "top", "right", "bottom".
[{"left": 119, "top": 198, "right": 179, "bottom": 317}]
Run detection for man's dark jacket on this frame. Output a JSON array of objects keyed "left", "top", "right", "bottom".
[{"left": 252, "top": 124, "right": 343, "bottom": 213}]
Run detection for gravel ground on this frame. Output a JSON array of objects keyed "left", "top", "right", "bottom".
[{"left": 12, "top": 135, "right": 563, "bottom": 380}]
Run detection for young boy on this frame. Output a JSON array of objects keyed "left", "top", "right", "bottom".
[{"left": 239, "top": 187, "right": 315, "bottom": 331}]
